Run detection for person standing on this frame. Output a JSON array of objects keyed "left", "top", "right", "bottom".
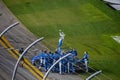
[
  {"left": 39, "top": 50, "right": 45, "bottom": 67},
  {"left": 44, "top": 50, "right": 49, "bottom": 72},
  {"left": 52, "top": 51, "right": 60, "bottom": 72},
  {"left": 58, "top": 30, "right": 65, "bottom": 52},
  {"left": 67, "top": 53, "right": 75, "bottom": 74},
  {"left": 47, "top": 51, "right": 53, "bottom": 69},
  {"left": 19, "top": 48, "right": 24, "bottom": 54},
  {"left": 82, "top": 51, "right": 89, "bottom": 72},
  {"left": 19, "top": 48, "right": 24, "bottom": 67},
  {"left": 60, "top": 51, "right": 67, "bottom": 74}
]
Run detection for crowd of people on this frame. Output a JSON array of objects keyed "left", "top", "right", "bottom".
[
  {"left": 32, "top": 49, "right": 89, "bottom": 74},
  {"left": 32, "top": 30, "right": 89, "bottom": 74}
]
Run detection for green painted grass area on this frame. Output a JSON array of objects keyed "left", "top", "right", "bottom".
[{"left": 3, "top": 0, "right": 120, "bottom": 80}]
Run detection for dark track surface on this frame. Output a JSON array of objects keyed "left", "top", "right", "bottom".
[{"left": 0, "top": 48, "right": 37, "bottom": 80}]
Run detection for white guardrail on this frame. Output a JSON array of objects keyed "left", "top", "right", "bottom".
[{"left": 0, "top": 22, "right": 19, "bottom": 38}]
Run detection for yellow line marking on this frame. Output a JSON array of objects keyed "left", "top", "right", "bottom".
[
  {"left": 24, "top": 59, "right": 44, "bottom": 77},
  {"left": 0, "top": 36, "right": 45, "bottom": 80},
  {"left": 2, "top": 36, "right": 14, "bottom": 49},
  {"left": 23, "top": 63, "right": 43, "bottom": 80},
  {"left": 0, "top": 38, "right": 18, "bottom": 59}
]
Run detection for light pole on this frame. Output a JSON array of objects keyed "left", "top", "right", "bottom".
[
  {"left": 0, "top": 22, "right": 19, "bottom": 38},
  {"left": 12, "top": 37, "right": 44, "bottom": 80}
]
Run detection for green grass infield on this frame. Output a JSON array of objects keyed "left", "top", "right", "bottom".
[{"left": 3, "top": 0, "right": 120, "bottom": 79}]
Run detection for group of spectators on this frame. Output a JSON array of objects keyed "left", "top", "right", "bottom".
[{"left": 32, "top": 49, "right": 89, "bottom": 74}]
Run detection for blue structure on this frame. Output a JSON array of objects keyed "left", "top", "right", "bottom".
[{"left": 39, "top": 51, "right": 45, "bottom": 67}]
